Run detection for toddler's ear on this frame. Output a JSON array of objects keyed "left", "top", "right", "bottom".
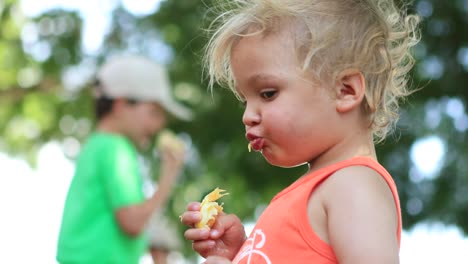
[{"left": 334, "top": 69, "right": 366, "bottom": 113}]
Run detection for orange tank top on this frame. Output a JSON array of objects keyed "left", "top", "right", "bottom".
[{"left": 232, "top": 157, "right": 402, "bottom": 264}]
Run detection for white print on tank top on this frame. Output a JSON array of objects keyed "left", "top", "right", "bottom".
[{"left": 233, "top": 229, "right": 272, "bottom": 264}]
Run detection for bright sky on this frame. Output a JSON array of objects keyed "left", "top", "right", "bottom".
[
  {"left": 2, "top": 0, "right": 468, "bottom": 263},
  {"left": 19, "top": 0, "right": 164, "bottom": 54}
]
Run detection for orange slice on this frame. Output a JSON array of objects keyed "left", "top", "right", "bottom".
[{"left": 195, "top": 188, "right": 229, "bottom": 229}]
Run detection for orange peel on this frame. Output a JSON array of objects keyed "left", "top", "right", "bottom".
[{"left": 195, "top": 187, "right": 229, "bottom": 229}]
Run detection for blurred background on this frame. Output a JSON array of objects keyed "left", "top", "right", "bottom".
[{"left": 0, "top": 0, "right": 467, "bottom": 263}]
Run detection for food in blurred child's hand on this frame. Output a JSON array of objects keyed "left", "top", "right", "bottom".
[{"left": 157, "top": 129, "right": 185, "bottom": 153}]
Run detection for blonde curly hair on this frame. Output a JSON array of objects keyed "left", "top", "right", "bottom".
[{"left": 204, "top": 0, "right": 421, "bottom": 142}]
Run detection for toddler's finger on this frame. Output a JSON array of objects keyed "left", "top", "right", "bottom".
[
  {"left": 192, "top": 240, "right": 216, "bottom": 256},
  {"left": 187, "top": 201, "right": 201, "bottom": 211},
  {"left": 184, "top": 227, "right": 210, "bottom": 241},
  {"left": 180, "top": 210, "right": 201, "bottom": 226}
]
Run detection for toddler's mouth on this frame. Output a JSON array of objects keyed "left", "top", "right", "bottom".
[
  {"left": 246, "top": 132, "right": 264, "bottom": 152},
  {"left": 248, "top": 138, "right": 264, "bottom": 152}
]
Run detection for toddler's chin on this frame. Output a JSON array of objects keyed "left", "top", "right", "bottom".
[
  {"left": 265, "top": 155, "right": 308, "bottom": 168},
  {"left": 265, "top": 157, "right": 305, "bottom": 168}
]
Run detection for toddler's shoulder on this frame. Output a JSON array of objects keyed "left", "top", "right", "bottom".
[{"left": 320, "top": 164, "right": 392, "bottom": 202}]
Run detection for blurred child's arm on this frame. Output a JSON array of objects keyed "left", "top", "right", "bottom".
[
  {"left": 115, "top": 144, "right": 184, "bottom": 237},
  {"left": 323, "top": 166, "right": 399, "bottom": 264},
  {"left": 181, "top": 202, "right": 246, "bottom": 260}
]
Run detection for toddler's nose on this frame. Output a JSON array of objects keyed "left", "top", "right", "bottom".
[{"left": 242, "top": 104, "right": 261, "bottom": 127}]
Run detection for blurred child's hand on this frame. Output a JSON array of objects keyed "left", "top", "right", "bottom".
[
  {"left": 159, "top": 142, "right": 185, "bottom": 175},
  {"left": 181, "top": 202, "right": 246, "bottom": 260},
  {"left": 157, "top": 133, "right": 185, "bottom": 190}
]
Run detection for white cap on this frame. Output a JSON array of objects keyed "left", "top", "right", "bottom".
[{"left": 96, "top": 55, "right": 192, "bottom": 120}]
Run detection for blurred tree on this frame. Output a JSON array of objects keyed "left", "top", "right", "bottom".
[{"left": 0, "top": 0, "right": 467, "bottom": 261}]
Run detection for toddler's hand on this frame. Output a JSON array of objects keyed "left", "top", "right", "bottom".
[{"left": 180, "top": 202, "right": 246, "bottom": 260}]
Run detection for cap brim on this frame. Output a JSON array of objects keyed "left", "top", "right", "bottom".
[{"left": 160, "top": 99, "right": 193, "bottom": 121}]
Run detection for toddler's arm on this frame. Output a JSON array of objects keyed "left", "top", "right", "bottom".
[
  {"left": 180, "top": 202, "right": 246, "bottom": 260},
  {"left": 322, "top": 166, "right": 399, "bottom": 264}
]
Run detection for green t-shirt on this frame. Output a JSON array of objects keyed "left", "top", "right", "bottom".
[{"left": 57, "top": 132, "right": 147, "bottom": 264}]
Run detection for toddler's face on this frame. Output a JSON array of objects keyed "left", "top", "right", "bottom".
[{"left": 230, "top": 29, "right": 344, "bottom": 167}]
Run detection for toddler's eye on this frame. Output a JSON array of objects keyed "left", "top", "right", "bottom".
[{"left": 260, "top": 90, "right": 277, "bottom": 99}]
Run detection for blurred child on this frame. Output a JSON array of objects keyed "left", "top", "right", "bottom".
[
  {"left": 57, "top": 55, "right": 191, "bottom": 264},
  {"left": 180, "top": 0, "right": 420, "bottom": 263}
]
